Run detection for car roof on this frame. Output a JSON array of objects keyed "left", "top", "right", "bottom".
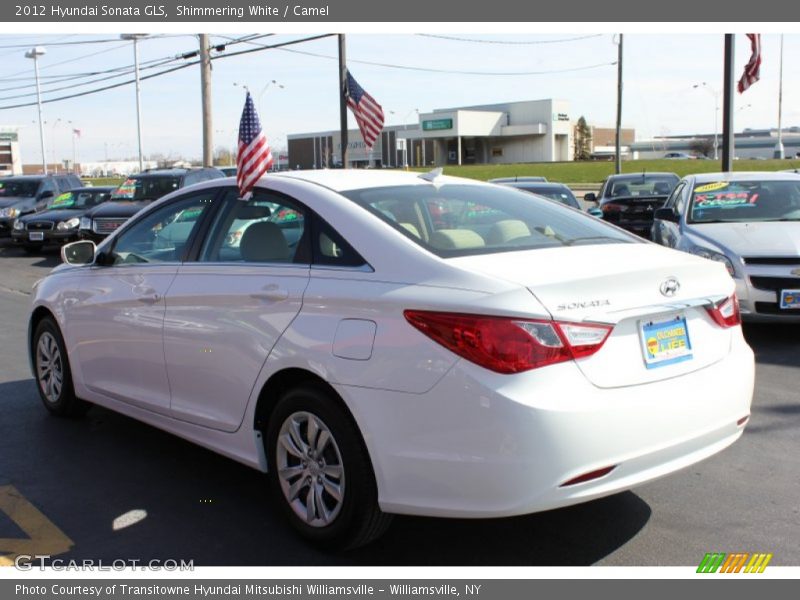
[
  {"left": 488, "top": 176, "right": 547, "bottom": 183},
  {"left": 691, "top": 171, "right": 800, "bottom": 183},
  {"left": 606, "top": 172, "right": 678, "bottom": 180},
  {"left": 273, "top": 168, "right": 488, "bottom": 193},
  {"left": 501, "top": 181, "right": 568, "bottom": 189}
]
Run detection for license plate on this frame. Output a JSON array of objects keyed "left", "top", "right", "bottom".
[
  {"left": 639, "top": 315, "right": 693, "bottom": 369},
  {"left": 779, "top": 289, "right": 800, "bottom": 309},
  {"left": 28, "top": 231, "right": 44, "bottom": 241}
]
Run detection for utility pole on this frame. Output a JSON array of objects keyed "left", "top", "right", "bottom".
[
  {"left": 615, "top": 34, "right": 623, "bottom": 174},
  {"left": 338, "top": 34, "right": 348, "bottom": 169},
  {"left": 721, "top": 34, "right": 735, "bottom": 172},
  {"left": 775, "top": 34, "right": 785, "bottom": 159},
  {"left": 121, "top": 34, "right": 147, "bottom": 173},
  {"left": 199, "top": 34, "right": 213, "bottom": 167}
]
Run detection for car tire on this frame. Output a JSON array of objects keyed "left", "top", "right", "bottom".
[
  {"left": 32, "top": 317, "right": 90, "bottom": 417},
  {"left": 266, "top": 384, "right": 392, "bottom": 549}
]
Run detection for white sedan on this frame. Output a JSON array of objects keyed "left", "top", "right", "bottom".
[{"left": 29, "top": 169, "right": 754, "bottom": 549}]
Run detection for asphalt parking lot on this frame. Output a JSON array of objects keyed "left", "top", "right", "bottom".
[{"left": 0, "top": 239, "right": 798, "bottom": 567}]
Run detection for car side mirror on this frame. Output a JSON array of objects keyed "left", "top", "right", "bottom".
[
  {"left": 584, "top": 192, "right": 597, "bottom": 203},
  {"left": 587, "top": 207, "right": 603, "bottom": 218},
  {"left": 61, "top": 240, "right": 96, "bottom": 266},
  {"left": 654, "top": 207, "right": 679, "bottom": 223}
]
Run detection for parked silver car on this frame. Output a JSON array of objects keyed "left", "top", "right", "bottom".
[{"left": 652, "top": 171, "right": 800, "bottom": 322}]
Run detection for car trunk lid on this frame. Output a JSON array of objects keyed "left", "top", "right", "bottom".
[{"left": 449, "top": 243, "right": 736, "bottom": 388}]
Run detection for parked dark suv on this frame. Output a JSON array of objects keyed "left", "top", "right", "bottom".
[
  {"left": 79, "top": 168, "right": 225, "bottom": 243},
  {"left": 0, "top": 173, "right": 83, "bottom": 236}
]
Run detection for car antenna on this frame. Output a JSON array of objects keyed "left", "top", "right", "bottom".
[{"left": 418, "top": 167, "right": 444, "bottom": 183}]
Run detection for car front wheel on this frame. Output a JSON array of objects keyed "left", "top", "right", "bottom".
[
  {"left": 266, "top": 384, "right": 391, "bottom": 549},
  {"left": 32, "top": 317, "right": 90, "bottom": 417}
]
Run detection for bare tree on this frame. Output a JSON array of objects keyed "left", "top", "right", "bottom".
[
  {"left": 689, "top": 138, "right": 715, "bottom": 158},
  {"left": 574, "top": 116, "right": 592, "bottom": 161}
]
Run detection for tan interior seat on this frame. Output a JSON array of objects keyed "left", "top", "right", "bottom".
[
  {"left": 485, "top": 220, "right": 531, "bottom": 245},
  {"left": 429, "top": 229, "right": 485, "bottom": 250}
]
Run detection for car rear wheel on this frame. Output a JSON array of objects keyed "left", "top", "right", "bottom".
[
  {"left": 266, "top": 384, "right": 391, "bottom": 549},
  {"left": 32, "top": 317, "right": 90, "bottom": 417}
]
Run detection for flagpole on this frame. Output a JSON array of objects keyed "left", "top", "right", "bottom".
[
  {"left": 775, "top": 34, "right": 784, "bottom": 159},
  {"left": 615, "top": 33, "right": 623, "bottom": 175},
  {"left": 338, "top": 34, "right": 348, "bottom": 169},
  {"left": 721, "top": 34, "right": 735, "bottom": 172}
]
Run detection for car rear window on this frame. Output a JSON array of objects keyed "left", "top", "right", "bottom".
[
  {"left": 607, "top": 175, "right": 678, "bottom": 198},
  {"left": 342, "top": 183, "right": 637, "bottom": 258},
  {"left": 689, "top": 180, "right": 800, "bottom": 223}
]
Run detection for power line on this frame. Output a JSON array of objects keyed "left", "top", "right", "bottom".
[
  {"left": 416, "top": 34, "right": 605, "bottom": 45},
  {"left": 0, "top": 34, "right": 335, "bottom": 111},
  {"left": 0, "top": 34, "right": 274, "bottom": 93},
  {"left": 276, "top": 45, "right": 616, "bottom": 76}
]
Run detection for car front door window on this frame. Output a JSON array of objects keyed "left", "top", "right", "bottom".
[{"left": 109, "top": 192, "right": 216, "bottom": 265}]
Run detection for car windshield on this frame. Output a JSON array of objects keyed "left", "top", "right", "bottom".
[
  {"left": 0, "top": 180, "right": 39, "bottom": 197},
  {"left": 343, "top": 183, "right": 636, "bottom": 258},
  {"left": 111, "top": 176, "right": 181, "bottom": 201},
  {"left": 607, "top": 175, "right": 678, "bottom": 198},
  {"left": 689, "top": 179, "right": 800, "bottom": 223}
]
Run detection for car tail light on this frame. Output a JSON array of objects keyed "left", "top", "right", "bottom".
[
  {"left": 705, "top": 294, "right": 741, "bottom": 328},
  {"left": 403, "top": 310, "right": 613, "bottom": 374},
  {"left": 602, "top": 203, "right": 623, "bottom": 213}
]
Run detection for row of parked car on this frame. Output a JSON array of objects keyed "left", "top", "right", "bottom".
[
  {"left": 497, "top": 169, "right": 800, "bottom": 322},
  {"left": 3, "top": 165, "right": 799, "bottom": 323},
  {"left": 0, "top": 167, "right": 227, "bottom": 252}
]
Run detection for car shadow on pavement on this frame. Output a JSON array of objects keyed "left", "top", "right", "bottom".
[
  {"left": 0, "top": 378, "right": 651, "bottom": 567},
  {"left": 743, "top": 323, "right": 800, "bottom": 368}
]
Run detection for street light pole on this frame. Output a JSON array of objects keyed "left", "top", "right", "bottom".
[
  {"left": 693, "top": 82, "right": 721, "bottom": 160},
  {"left": 775, "top": 34, "right": 785, "bottom": 159},
  {"left": 51, "top": 118, "right": 61, "bottom": 172},
  {"left": 25, "top": 46, "right": 47, "bottom": 174},
  {"left": 121, "top": 34, "right": 148, "bottom": 173}
]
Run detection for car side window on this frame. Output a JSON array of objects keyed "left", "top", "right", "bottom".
[
  {"left": 674, "top": 183, "right": 689, "bottom": 215},
  {"left": 200, "top": 189, "right": 309, "bottom": 264},
  {"left": 312, "top": 215, "right": 367, "bottom": 268},
  {"left": 108, "top": 191, "right": 216, "bottom": 266},
  {"left": 39, "top": 179, "right": 56, "bottom": 195},
  {"left": 664, "top": 182, "right": 685, "bottom": 209}
]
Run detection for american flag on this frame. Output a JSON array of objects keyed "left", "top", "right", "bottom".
[
  {"left": 237, "top": 92, "right": 273, "bottom": 197},
  {"left": 345, "top": 70, "right": 385, "bottom": 149},
  {"left": 738, "top": 34, "right": 762, "bottom": 94}
]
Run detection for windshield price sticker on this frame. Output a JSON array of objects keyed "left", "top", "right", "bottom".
[
  {"left": 694, "top": 191, "right": 757, "bottom": 208},
  {"left": 779, "top": 290, "right": 800, "bottom": 310},
  {"left": 695, "top": 182, "right": 730, "bottom": 193},
  {"left": 51, "top": 192, "right": 75, "bottom": 207},
  {"left": 640, "top": 315, "right": 693, "bottom": 369}
]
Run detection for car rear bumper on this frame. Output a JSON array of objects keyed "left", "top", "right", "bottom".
[{"left": 340, "top": 332, "right": 754, "bottom": 518}]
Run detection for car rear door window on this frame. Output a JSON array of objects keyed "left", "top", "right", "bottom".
[{"left": 200, "top": 189, "right": 309, "bottom": 264}]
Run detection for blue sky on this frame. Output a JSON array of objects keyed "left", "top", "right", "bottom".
[{"left": 0, "top": 32, "right": 797, "bottom": 164}]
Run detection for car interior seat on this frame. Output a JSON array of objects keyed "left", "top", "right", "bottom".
[{"left": 239, "top": 221, "right": 291, "bottom": 262}]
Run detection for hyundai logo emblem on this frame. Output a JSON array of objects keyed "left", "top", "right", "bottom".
[{"left": 660, "top": 277, "right": 681, "bottom": 297}]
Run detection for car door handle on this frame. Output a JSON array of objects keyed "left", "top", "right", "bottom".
[
  {"left": 137, "top": 293, "right": 160, "bottom": 305},
  {"left": 251, "top": 290, "right": 289, "bottom": 302}
]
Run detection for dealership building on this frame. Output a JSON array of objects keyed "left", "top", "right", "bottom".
[{"left": 287, "top": 98, "right": 573, "bottom": 169}]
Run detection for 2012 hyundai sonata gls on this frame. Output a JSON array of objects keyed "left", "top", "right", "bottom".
[{"left": 29, "top": 169, "right": 754, "bottom": 548}]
